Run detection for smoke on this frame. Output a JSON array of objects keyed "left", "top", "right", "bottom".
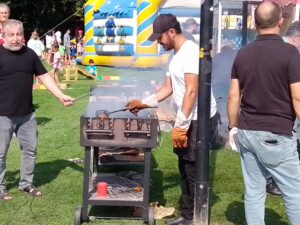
[{"left": 83, "top": 67, "right": 167, "bottom": 118}]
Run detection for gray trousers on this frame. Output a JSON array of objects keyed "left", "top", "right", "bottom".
[{"left": 0, "top": 112, "right": 38, "bottom": 190}]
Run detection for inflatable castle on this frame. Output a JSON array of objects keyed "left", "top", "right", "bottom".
[{"left": 83, "top": 0, "right": 201, "bottom": 67}]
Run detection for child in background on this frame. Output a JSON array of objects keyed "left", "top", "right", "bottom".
[
  {"left": 51, "top": 44, "right": 61, "bottom": 85},
  {"left": 70, "top": 56, "right": 77, "bottom": 66},
  {"left": 70, "top": 42, "right": 77, "bottom": 59},
  {"left": 59, "top": 42, "right": 66, "bottom": 62},
  {"left": 86, "top": 59, "right": 97, "bottom": 76},
  {"left": 77, "top": 39, "right": 85, "bottom": 57}
]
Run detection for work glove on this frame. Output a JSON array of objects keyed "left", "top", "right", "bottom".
[
  {"left": 228, "top": 127, "right": 240, "bottom": 153},
  {"left": 172, "top": 127, "right": 188, "bottom": 148},
  {"left": 126, "top": 94, "right": 158, "bottom": 116},
  {"left": 172, "top": 110, "right": 192, "bottom": 148},
  {"left": 126, "top": 100, "right": 150, "bottom": 116}
]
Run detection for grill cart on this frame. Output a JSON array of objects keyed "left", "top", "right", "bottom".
[{"left": 74, "top": 85, "right": 159, "bottom": 225}]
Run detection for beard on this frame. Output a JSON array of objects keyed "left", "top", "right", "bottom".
[
  {"left": 4, "top": 43, "right": 23, "bottom": 51},
  {"left": 161, "top": 35, "right": 174, "bottom": 51},
  {"left": 162, "top": 44, "right": 172, "bottom": 51}
]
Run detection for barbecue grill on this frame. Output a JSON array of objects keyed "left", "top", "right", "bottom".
[{"left": 74, "top": 84, "right": 159, "bottom": 225}]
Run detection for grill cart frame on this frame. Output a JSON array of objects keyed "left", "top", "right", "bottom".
[
  {"left": 75, "top": 85, "right": 159, "bottom": 225},
  {"left": 74, "top": 146, "right": 155, "bottom": 225}
]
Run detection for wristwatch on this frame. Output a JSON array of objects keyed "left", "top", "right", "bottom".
[{"left": 228, "top": 126, "right": 232, "bottom": 131}]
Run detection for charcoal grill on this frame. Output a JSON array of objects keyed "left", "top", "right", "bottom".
[{"left": 75, "top": 84, "right": 159, "bottom": 225}]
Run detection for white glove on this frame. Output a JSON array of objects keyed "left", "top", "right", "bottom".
[
  {"left": 141, "top": 94, "right": 158, "bottom": 108},
  {"left": 174, "top": 110, "right": 192, "bottom": 130},
  {"left": 229, "top": 127, "right": 240, "bottom": 153}
]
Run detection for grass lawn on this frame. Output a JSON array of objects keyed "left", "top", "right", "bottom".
[{"left": 0, "top": 69, "right": 289, "bottom": 225}]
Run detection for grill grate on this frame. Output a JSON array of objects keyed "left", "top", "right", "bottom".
[{"left": 92, "top": 175, "right": 143, "bottom": 199}]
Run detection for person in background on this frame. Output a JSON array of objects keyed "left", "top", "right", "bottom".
[
  {"left": 0, "top": 19, "right": 74, "bottom": 201},
  {"left": 0, "top": 2, "right": 10, "bottom": 45},
  {"left": 86, "top": 59, "right": 97, "bottom": 76},
  {"left": 285, "top": 21, "right": 300, "bottom": 155},
  {"left": 181, "top": 18, "right": 198, "bottom": 43},
  {"left": 27, "top": 30, "right": 45, "bottom": 84},
  {"left": 76, "top": 38, "right": 85, "bottom": 57},
  {"left": 212, "top": 39, "right": 237, "bottom": 138},
  {"left": 27, "top": 30, "right": 45, "bottom": 59},
  {"left": 70, "top": 56, "right": 77, "bottom": 67},
  {"left": 63, "top": 29, "right": 71, "bottom": 60},
  {"left": 45, "top": 30, "right": 53, "bottom": 64},
  {"left": 54, "top": 30, "right": 62, "bottom": 44},
  {"left": 59, "top": 41, "right": 66, "bottom": 62},
  {"left": 285, "top": 20, "right": 300, "bottom": 52},
  {"left": 75, "top": 28, "right": 84, "bottom": 44},
  {"left": 50, "top": 44, "right": 61, "bottom": 85},
  {"left": 126, "top": 14, "right": 219, "bottom": 225},
  {"left": 70, "top": 41, "right": 77, "bottom": 59},
  {"left": 227, "top": 2, "right": 300, "bottom": 224},
  {"left": 264, "top": 20, "right": 300, "bottom": 197}
]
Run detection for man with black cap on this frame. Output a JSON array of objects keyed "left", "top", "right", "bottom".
[{"left": 126, "top": 13, "right": 218, "bottom": 225}]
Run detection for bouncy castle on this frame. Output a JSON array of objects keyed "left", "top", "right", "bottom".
[{"left": 83, "top": 0, "right": 201, "bottom": 67}]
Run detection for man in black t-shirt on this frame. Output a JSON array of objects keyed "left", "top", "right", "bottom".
[
  {"left": 0, "top": 19, "right": 74, "bottom": 201},
  {"left": 227, "top": 2, "right": 300, "bottom": 225}
]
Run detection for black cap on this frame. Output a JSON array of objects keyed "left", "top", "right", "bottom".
[{"left": 148, "top": 14, "right": 179, "bottom": 41}]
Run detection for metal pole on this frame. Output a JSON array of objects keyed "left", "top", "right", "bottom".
[
  {"left": 217, "top": 0, "right": 222, "bottom": 53},
  {"left": 242, "top": 1, "right": 248, "bottom": 46},
  {"left": 194, "top": 0, "right": 213, "bottom": 224}
]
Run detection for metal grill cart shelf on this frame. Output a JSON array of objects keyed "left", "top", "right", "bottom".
[{"left": 74, "top": 85, "right": 159, "bottom": 225}]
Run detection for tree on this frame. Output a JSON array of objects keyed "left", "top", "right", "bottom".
[{"left": 7, "top": 0, "right": 85, "bottom": 40}]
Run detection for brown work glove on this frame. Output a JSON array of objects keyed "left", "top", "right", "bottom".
[
  {"left": 171, "top": 127, "right": 188, "bottom": 148},
  {"left": 126, "top": 99, "right": 150, "bottom": 116}
]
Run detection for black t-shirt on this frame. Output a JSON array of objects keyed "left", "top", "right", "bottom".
[
  {"left": 0, "top": 45, "right": 47, "bottom": 116},
  {"left": 232, "top": 34, "right": 300, "bottom": 135}
]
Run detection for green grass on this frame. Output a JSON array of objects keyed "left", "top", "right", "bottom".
[{"left": 0, "top": 69, "right": 289, "bottom": 225}]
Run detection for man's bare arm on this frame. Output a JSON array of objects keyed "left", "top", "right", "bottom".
[
  {"left": 38, "top": 73, "right": 74, "bottom": 106},
  {"left": 227, "top": 79, "right": 240, "bottom": 128},
  {"left": 290, "top": 82, "right": 300, "bottom": 119},
  {"left": 181, "top": 73, "right": 198, "bottom": 118},
  {"left": 156, "top": 76, "right": 173, "bottom": 102}
]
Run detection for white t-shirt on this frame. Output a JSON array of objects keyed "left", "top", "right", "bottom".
[
  {"left": 167, "top": 40, "right": 217, "bottom": 120},
  {"left": 27, "top": 39, "right": 45, "bottom": 57},
  {"left": 45, "top": 35, "right": 52, "bottom": 49}
]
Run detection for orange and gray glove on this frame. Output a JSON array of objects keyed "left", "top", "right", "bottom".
[
  {"left": 126, "top": 99, "right": 150, "bottom": 116},
  {"left": 126, "top": 94, "right": 158, "bottom": 116},
  {"left": 172, "top": 110, "right": 193, "bottom": 148},
  {"left": 172, "top": 127, "right": 188, "bottom": 148}
]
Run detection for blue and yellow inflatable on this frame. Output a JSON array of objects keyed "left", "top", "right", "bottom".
[{"left": 83, "top": 0, "right": 169, "bottom": 67}]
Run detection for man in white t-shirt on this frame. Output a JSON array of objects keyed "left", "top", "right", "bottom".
[{"left": 126, "top": 14, "right": 219, "bottom": 225}]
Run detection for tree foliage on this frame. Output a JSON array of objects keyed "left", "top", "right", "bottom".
[{"left": 6, "top": 0, "right": 86, "bottom": 40}]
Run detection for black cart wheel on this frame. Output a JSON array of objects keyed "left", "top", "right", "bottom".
[
  {"left": 74, "top": 205, "right": 83, "bottom": 225},
  {"left": 147, "top": 206, "right": 155, "bottom": 225}
]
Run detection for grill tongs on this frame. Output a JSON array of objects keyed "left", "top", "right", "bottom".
[
  {"left": 96, "top": 105, "right": 157, "bottom": 118},
  {"left": 96, "top": 107, "right": 128, "bottom": 118}
]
